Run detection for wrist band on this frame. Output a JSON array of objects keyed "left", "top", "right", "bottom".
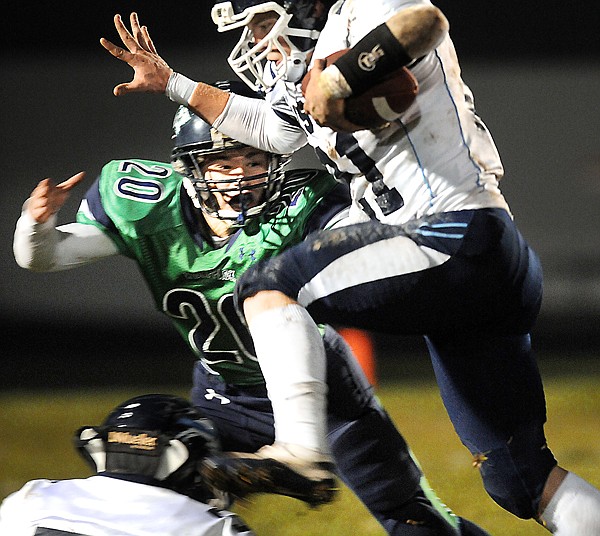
[
  {"left": 165, "top": 72, "right": 197, "bottom": 105},
  {"left": 333, "top": 23, "right": 412, "bottom": 96}
]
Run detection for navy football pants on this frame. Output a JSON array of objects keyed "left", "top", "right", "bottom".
[
  {"left": 193, "top": 325, "right": 490, "bottom": 535},
  {"left": 234, "top": 208, "right": 557, "bottom": 519}
]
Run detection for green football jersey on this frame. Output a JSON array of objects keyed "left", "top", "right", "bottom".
[{"left": 76, "top": 159, "right": 345, "bottom": 386}]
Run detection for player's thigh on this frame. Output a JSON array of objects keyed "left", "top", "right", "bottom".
[
  {"left": 191, "top": 363, "right": 274, "bottom": 451},
  {"left": 425, "top": 333, "right": 547, "bottom": 449},
  {"left": 236, "top": 208, "right": 540, "bottom": 333},
  {"left": 236, "top": 219, "right": 454, "bottom": 328}
]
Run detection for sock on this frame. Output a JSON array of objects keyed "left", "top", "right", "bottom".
[
  {"left": 248, "top": 304, "right": 330, "bottom": 456},
  {"left": 540, "top": 472, "right": 600, "bottom": 534}
]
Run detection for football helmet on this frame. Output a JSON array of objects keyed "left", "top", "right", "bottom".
[
  {"left": 75, "top": 394, "right": 221, "bottom": 500},
  {"left": 212, "top": 0, "right": 332, "bottom": 91},
  {"left": 171, "top": 83, "right": 290, "bottom": 226}
]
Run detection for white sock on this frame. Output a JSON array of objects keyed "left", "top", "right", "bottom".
[
  {"left": 541, "top": 472, "right": 600, "bottom": 534},
  {"left": 248, "top": 304, "right": 330, "bottom": 456}
]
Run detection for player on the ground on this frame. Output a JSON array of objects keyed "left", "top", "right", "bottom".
[
  {"left": 0, "top": 393, "right": 254, "bottom": 535},
  {"left": 13, "top": 95, "right": 491, "bottom": 534},
  {"left": 97, "top": 2, "right": 600, "bottom": 534}
]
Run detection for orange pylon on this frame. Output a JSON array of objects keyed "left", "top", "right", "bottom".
[{"left": 338, "top": 328, "right": 377, "bottom": 385}]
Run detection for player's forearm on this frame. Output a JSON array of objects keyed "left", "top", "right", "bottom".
[
  {"left": 174, "top": 77, "right": 231, "bottom": 125},
  {"left": 166, "top": 76, "right": 305, "bottom": 154},
  {"left": 320, "top": 5, "right": 449, "bottom": 99},
  {"left": 13, "top": 206, "right": 118, "bottom": 272},
  {"left": 165, "top": 74, "right": 233, "bottom": 125},
  {"left": 386, "top": 5, "right": 449, "bottom": 61}
]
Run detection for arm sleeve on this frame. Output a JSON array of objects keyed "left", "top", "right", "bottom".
[
  {"left": 13, "top": 201, "right": 119, "bottom": 272},
  {"left": 212, "top": 94, "right": 307, "bottom": 155}
]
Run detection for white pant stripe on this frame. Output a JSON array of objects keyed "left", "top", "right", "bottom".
[{"left": 297, "top": 235, "right": 451, "bottom": 307}]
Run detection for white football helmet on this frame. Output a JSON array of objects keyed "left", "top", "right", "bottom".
[{"left": 212, "top": 0, "right": 330, "bottom": 91}]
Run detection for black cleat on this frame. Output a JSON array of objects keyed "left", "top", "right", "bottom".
[{"left": 200, "top": 444, "right": 338, "bottom": 507}]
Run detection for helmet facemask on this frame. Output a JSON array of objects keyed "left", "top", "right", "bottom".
[
  {"left": 212, "top": 1, "right": 324, "bottom": 91},
  {"left": 171, "top": 104, "right": 291, "bottom": 228},
  {"left": 174, "top": 142, "right": 290, "bottom": 227}
]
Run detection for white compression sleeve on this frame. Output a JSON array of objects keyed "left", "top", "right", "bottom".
[
  {"left": 247, "top": 304, "right": 330, "bottom": 455},
  {"left": 213, "top": 94, "right": 307, "bottom": 155},
  {"left": 540, "top": 472, "right": 600, "bottom": 534},
  {"left": 13, "top": 204, "right": 118, "bottom": 272}
]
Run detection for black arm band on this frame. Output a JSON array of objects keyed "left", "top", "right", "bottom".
[{"left": 333, "top": 23, "right": 412, "bottom": 96}]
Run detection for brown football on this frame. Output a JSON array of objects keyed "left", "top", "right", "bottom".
[{"left": 301, "top": 49, "right": 419, "bottom": 129}]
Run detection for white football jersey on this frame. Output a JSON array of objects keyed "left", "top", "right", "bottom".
[
  {"left": 273, "top": 0, "right": 511, "bottom": 225},
  {"left": 0, "top": 476, "right": 254, "bottom": 536}
]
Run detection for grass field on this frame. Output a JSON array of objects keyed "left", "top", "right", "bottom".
[{"left": 1, "top": 358, "right": 599, "bottom": 535}]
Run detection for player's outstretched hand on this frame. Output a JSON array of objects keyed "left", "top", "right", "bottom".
[
  {"left": 28, "top": 172, "right": 86, "bottom": 224},
  {"left": 303, "top": 59, "right": 362, "bottom": 133},
  {"left": 100, "top": 12, "right": 172, "bottom": 97}
]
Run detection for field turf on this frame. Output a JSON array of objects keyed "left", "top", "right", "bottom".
[{"left": 1, "top": 356, "right": 599, "bottom": 535}]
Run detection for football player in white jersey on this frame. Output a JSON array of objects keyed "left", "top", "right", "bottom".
[
  {"left": 0, "top": 394, "right": 254, "bottom": 536},
  {"left": 99, "top": 3, "right": 600, "bottom": 534}
]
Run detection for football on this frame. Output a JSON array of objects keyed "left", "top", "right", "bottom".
[{"left": 301, "top": 49, "right": 419, "bottom": 129}]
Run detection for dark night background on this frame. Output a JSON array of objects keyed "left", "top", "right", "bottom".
[{"left": 1, "top": 1, "right": 599, "bottom": 388}]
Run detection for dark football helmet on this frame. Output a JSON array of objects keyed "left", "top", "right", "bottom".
[
  {"left": 212, "top": 0, "right": 333, "bottom": 90},
  {"left": 171, "top": 82, "right": 290, "bottom": 226},
  {"left": 74, "top": 394, "right": 221, "bottom": 501}
]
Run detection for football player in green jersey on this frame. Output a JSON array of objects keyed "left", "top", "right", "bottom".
[{"left": 14, "top": 89, "right": 490, "bottom": 535}]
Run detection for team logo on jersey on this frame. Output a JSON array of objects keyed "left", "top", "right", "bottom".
[
  {"left": 238, "top": 246, "right": 256, "bottom": 262},
  {"left": 181, "top": 259, "right": 236, "bottom": 282}
]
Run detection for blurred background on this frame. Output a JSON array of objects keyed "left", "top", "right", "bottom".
[{"left": 1, "top": 0, "right": 599, "bottom": 389}]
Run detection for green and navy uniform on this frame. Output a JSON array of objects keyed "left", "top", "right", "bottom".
[
  {"left": 77, "top": 159, "right": 475, "bottom": 534},
  {"left": 78, "top": 159, "right": 345, "bottom": 386}
]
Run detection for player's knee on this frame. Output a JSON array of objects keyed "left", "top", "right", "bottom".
[
  {"left": 234, "top": 258, "right": 291, "bottom": 309},
  {"left": 243, "top": 290, "right": 297, "bottom": 321},
  {"left": 481, "top": 467, "right": 537, "bottom": 519},
  {"left": 475, "top": 427, "right": 557, "bottom": 519}
]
